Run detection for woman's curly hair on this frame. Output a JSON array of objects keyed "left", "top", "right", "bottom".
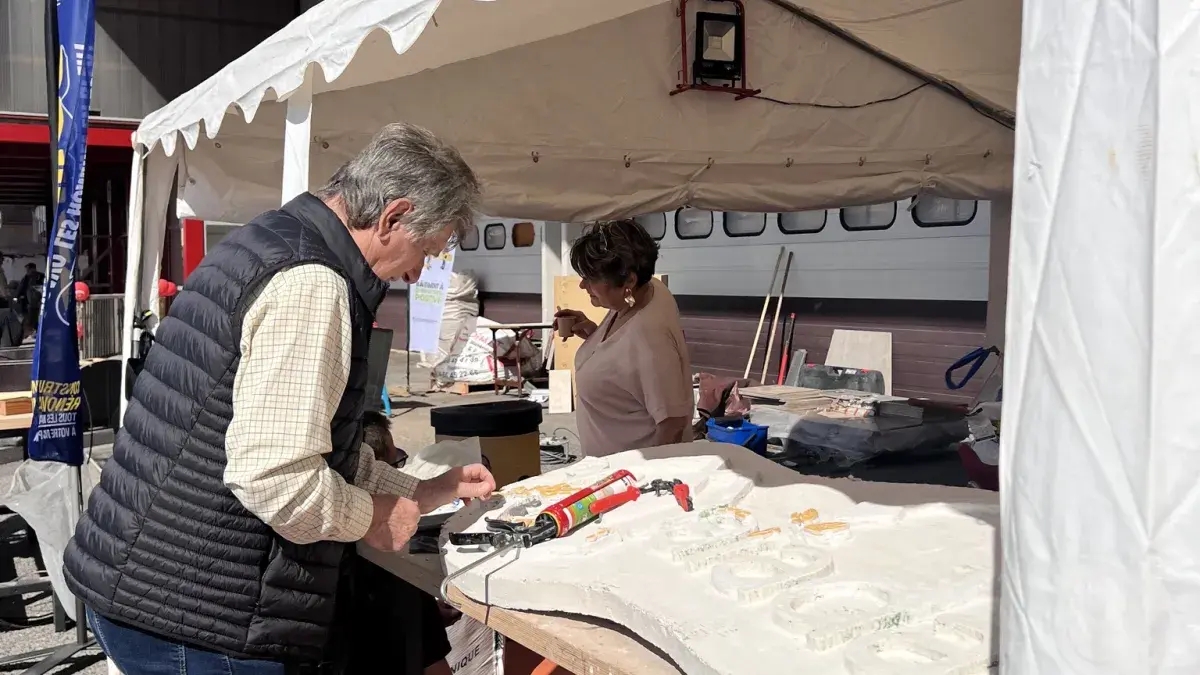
[{"left": 569, "top": 219, "right": 660, "bottom": 288}]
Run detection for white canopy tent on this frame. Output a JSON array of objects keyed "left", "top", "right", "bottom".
[
  {"left": 119, "top": 0, "right": 1200, "bottom": 671},
  {"left": 122, "top": 0, "right": 1020, "bottom": 341}
]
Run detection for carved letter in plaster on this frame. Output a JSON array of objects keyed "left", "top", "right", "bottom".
[
  {"left": 655, "top": 507, "right": 758, "bottom": 564},
  {"left": 842, "top": 612, "right": 996, "bottom": 675},
  {"left": 683, "top": 529, "right": 786, "bottom": 572},
  {"left": 711, "top": 547, "right": 833, "bottom": 604},
  {"left": 792, "top": 520, "right": 853, "bottom": 548},
  {"left": 772, "top": 582, "right": 911, "bottom": 652}
]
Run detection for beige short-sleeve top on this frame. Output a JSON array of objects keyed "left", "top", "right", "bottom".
[{"left": 574, "top": 279, "right": 694, "bottom": 457}]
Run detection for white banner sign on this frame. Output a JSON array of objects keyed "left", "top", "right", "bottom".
[{"left": 407, "top": 249, "right": 455, "bottom": 353}]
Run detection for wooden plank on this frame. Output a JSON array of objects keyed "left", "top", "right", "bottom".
[
  {"left": 552, "top": 275, "right": 668, "bottom": 374},
  {"left": 0, "top": 396, "right": 32, "bottom": 416},
  {"left": 359, "top": 545, "right": 682, "bottom": 675},
  {"left": 825, "top": 329, "right": 894, "bottom": 395},
  {"left": 0, "top": 413, "right": 32, "bottom": 431},
  {"left": 548, "top": 370, "right": 573, "bottom": 414},
  {"left": 551, "top": 276, "right": 607, "bottom": 374}
]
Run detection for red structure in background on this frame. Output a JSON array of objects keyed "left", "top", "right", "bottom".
[
  {"left": 0, "top": 115, "right": 137, "bottom": 295},
  {"left": 182, "top": 219, "right": 206, "bottom": 279},
  {"left": 0, "top": 121, "right": 133, "bottom": 148}
]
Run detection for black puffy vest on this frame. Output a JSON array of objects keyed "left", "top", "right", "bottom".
[{"left": 63, "top": 193, "right": 388, "bottom": 662}]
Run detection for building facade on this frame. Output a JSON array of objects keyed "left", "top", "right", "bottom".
[{"left": 0, "top": 0, "right": 319, "bottom": 292}]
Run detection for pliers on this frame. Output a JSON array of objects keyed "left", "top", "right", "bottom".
[{"left": 641, "top": 478, "right": 694, "bottom": 513}]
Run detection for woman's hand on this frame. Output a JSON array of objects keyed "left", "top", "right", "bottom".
[{"left": 554, "top": 308, "right": 598, "bottom": 341}]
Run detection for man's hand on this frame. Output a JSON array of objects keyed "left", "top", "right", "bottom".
[
  {"left": 362, "top": 495, "right": 421, "bottom": 552},
  {"left": 413, "top": 464, "right": 497, "bottom": 514}
]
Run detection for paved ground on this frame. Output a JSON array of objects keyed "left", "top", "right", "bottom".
[{"left": 0, "top": 351, "right": 578, "bottom": 673}]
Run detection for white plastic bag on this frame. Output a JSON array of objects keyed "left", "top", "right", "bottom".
[
  {"left": 0, "top": 459, "right": 102, "bottom": 621},
  {"left": 432, "top": 317, "right": 538, "bottom": 385},
  {"left": 444, "top": 615, "right": 501, "bottom": 675}
]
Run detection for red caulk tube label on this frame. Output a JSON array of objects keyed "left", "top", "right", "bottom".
[{"left": 543, "top": 469, "right": 638, "bottom": 536}]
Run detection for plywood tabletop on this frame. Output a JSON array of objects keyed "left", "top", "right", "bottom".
[
  {"left": 0, "top": 413, "right": 32, "bottom": 431},
  {"left": 358, "top": 443, "right": 997, "bottom": 675},
  {"left": 359, "top": 545, "right": 683, "bottom": 675}
]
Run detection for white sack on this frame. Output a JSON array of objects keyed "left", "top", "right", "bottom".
[
  {"left": 432, "top": 317, "right": 538, "bottom": 385},
  {"left": 0, "top": 460, "right": 103, "bottom": 622}
]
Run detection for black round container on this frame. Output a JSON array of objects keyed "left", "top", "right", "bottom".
[{"left": 430, "top": 400, "right": 543, "bottom": 487}]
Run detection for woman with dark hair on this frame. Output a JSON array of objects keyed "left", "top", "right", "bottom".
[{"left": 554, "top": 220, "right": 693, "bottom": 456}]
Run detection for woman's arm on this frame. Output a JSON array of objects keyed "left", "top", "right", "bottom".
[
  {"left": 631, "top": 322, "right": 694, "bottom": 448},
  {"left": 651, "top": 415, "right": 691, "bottom": 447}
]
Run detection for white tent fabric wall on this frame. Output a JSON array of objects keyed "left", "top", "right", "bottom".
[
  {"left": 120, "top": 149, "right": 179, "bottom": 419},
  {"left": 1003, "top": 1, "right": 1200, "bottom": 672}
]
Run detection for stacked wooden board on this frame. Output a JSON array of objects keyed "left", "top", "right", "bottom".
[
  {"left": 0, "top": 390, "right": 33, "bottom": 431},
  {"left": 738, "top": 385, "right": 831, "bottom": 415},
  {"left": 738, "top": 385, "right": 923, "bottom": 419}
]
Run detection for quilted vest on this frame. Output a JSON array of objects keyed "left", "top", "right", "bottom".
[{"left": 63, "top": 192, "right": 388, "bottom": 662}]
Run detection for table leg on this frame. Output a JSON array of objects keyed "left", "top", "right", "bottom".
[
  {"left": 491, "top": 329, "right": 500, "bottom": 395},
  {"left": 515, "top": 330, "right": 524, "bottom": 396}
]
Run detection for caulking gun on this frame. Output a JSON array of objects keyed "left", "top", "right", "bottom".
[{"left": 439, "top": 469, "right": 693, "bottom": 603}]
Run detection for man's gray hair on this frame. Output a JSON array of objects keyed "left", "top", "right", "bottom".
[{"left": 316, "top": 123, "right": 481, "bottom": 240}]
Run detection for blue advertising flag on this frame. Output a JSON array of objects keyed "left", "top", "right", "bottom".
[{"left": 28, "top": 0, "right": 96, "bottom": 465}]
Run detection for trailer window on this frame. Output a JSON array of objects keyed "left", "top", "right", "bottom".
[
  {"left": 484, "top": 223, "right": 506, "bottom": 250},
  {"left": 675, "top": 208, "right": 713, "bottom": 240},
  {"left": 723, "top": 212, "right": 767, "bottom": 237},
  {"left": 635, "top": 214, "right": 667, "bottom": 240},
  {"left": 512, "top": 221, "right": 536, "bottom": 247},
  {"left": 912, "top": 197, "right": 978, "bottom": 227},
  {"left": 777, "top": 211, "right": 827, "bottom": 234},
  {"left": 205, "top": 223, "right": 241, "bottom": 252},
  {"left": 460, "top": 224, "right": 480, "bottom": 251},
  {"left": 840, "top": 203, "right": 896, "bottom": 231}
]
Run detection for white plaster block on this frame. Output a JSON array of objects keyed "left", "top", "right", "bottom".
[{"left": 442, "top": 442, "right": 996, "bottom": 675}]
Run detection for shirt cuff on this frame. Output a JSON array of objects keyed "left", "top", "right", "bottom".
[
  {"left": 376, "top": 463, "right": 421, "bottom": 501},
  {"left": 343, "top": 485, "right": 376, "bottom": 542}
]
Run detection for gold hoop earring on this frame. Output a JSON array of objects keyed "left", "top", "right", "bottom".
[{"left": 624, "top": 290, "right": 636, "bottom": 308}]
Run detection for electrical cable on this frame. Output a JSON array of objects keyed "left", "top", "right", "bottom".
[
  {"left": 757, "top": 0, "right": 1016, "bottom": 131},
  {"left": 540, "top": 427, "right": 583, "bottom": 469},
  {"left": 748, "top": 82, "right": 930, "bottom": 109}
]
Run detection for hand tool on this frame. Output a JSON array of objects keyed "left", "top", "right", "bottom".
[
  {"left": 439, "top": 472, "right": 693, "bottom": 603},
  {"left": 440, "top": 470, "right": 638, "bottom": 602},
  {"left": 587, "top": 478, "right": 694, "bottom": 515}
]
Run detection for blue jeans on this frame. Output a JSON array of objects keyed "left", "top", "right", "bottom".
[{"left": 88, "top": 608, "right": 287, "bottom": 675}]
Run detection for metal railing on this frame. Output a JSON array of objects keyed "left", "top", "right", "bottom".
[{"left": 78, "top": 293, "right": 124, "bottom": 360}]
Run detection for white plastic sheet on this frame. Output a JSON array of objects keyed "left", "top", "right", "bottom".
[
  {"left": 0, "top": 460, "right": 102, "bottom": 622},
  {"left": 1002, "top": 2, "right": 1200, "bottom": 672}
]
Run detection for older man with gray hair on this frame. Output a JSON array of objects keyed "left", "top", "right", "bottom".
[{"left": 63, "top": 123, "right": 495, "bottom": 674}]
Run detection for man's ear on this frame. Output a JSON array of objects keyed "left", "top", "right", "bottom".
[{"left": 378, "top": 198, "right": 414, "bottom": 234}]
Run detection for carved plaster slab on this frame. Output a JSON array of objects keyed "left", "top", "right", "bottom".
[{"left": 442, "top": 442, "right": 998, "bottom": 675}]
